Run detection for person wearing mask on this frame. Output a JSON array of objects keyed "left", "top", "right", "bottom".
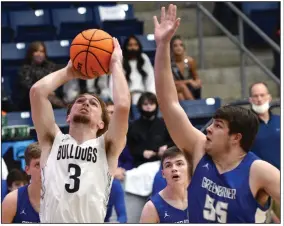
[
  {"left": 127, "top": 92, "right": 174, "bottom": 168},
  {"left": 119, "top": 35, "right": 156, "bottom": 104},
  {"left": 15, "top": 41, "right": 66, "bottom": 111},
  {"left": 170, "top": 35, "right": 202, "bottom": 100},
  {"left": 249, "top": 82, "right": 280, "bottom": 223}
]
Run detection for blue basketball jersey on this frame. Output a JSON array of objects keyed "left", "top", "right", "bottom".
[
  {"left": 187, "top": 152, "right": 270, "bottom": 223},
  {"left": 13, "top": 185, "right": 40, "bottom": 223},
  {"left": 151, "top": 193, "right": 189, "bottom": 223}
]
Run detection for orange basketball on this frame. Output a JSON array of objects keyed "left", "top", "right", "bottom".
[{"left": 70, "top": 29, "right": 114, "bottom": 78}]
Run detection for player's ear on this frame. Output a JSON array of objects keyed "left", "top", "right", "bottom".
[
  {"left": 231, "top": 133, "right": 242, "bottom": 145},
  {"left": 25, "top": 165, "right": 31, "bottom": 175},
  {"left": 98, "top": 120, "right": 104, "bottom": 130},
  {"left": 162, "top": 170, "right": 165, "bottom": 178},
  {"left": 66, "top": 114, "right": 71, "bottom": 124}
]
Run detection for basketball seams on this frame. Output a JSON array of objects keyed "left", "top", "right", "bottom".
[
  {"left": 85, "top": 29, "right": 98, "bottom": 78},
  {"left": 71, "top": 49, "right": 88, "bottom": 71},
  {"left": 71, "top": 29, "right": 113, "bottom": 78},
  {"left": 80, "top": 31, "right": 93, "bottom": 41},
  {"left": 71, "top": 43, "right": 112, "bottom": 55},
  {"left": 87, "top": 51, "right": 108, "bottom": 74}
]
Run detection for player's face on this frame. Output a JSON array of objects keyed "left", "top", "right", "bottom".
[
  {"left": 106, "top": 104, "right": 114, "bottom": 118},
  {"left": 127, "top": 38, "right": 139, "bottom": 52},
  {"left": 68, "top": 94, "right": 104, "bottom": 130},
  {"left": 141, "top": 101, "right": 156, "bottom": 112},
  {"left": 172, "top": 39, "right": 185, "bottom": 56},
  {"left": 205, "top": 119, "right": 231, "bottom": 154},
  {"left": 162, "top": 155, "right": 189, "bottom": 186},
  {"left": 249, "top": 83, "right": 271, "bottom": 106},
  {"left": 26, "top": 158, "right": 41, "bottom": 183},
  {"left": 33, "top": 45, "right": 46, "bottom": 64}
]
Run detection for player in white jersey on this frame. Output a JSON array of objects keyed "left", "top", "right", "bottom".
[{"left": 29, "top": 38, "right": 130, "bottom": 223}]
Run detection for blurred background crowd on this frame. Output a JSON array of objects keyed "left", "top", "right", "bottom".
[{"left": 1, "top": 1, "right": 281, "bottom": 223}]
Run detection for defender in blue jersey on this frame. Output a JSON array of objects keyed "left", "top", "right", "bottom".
[
  {"left": 140, "top": 147, "right": 190, "bottom": 223},
  {"left": 2, "top": 143, "right": 41, "bottom": 223},
  {"left": 152, "top": 4, "right": 280, "bottom": 223}
]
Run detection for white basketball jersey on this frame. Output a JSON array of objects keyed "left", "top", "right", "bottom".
[{"left": 40, "top": 132, "right": 113, "bottom": 223}]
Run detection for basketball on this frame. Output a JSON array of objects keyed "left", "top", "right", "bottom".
[{"left": 70, "top": 29, "right": 114, "bottom": 78}]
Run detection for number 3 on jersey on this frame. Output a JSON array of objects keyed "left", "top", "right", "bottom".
[
  {"left": 203, "top": 194, "right": 228, "bottom": 223},
  {"left": 65, "top": 164, "right": 81, "bottom": 193}
]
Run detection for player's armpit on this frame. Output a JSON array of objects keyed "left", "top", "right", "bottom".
[
  {"left": 1, "top": 190, "right": 17, "bottom": 223},
  {"left": 250, "top": 160, "right": 280, "bottom": 205},
  {"left": 160, "top": 102, "right": 206, "bottom": 158},
  {"left": 140, "top": 201, "right": 160, "bottom": 223}
]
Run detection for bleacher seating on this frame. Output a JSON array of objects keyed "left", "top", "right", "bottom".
[
  {"left": 9, "top": 9, "right": 56, "bottom": 42},
  {"left": 51, "top": 7, "right": 97, "bottom": 40},
  {"left": 44, "top": 40, "right": 70, "bottom": 64},
  {"left": 241, "top": 2, "right": 280, "bottom": 47}
]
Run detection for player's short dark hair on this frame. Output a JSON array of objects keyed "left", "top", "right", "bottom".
[
  {"left": 67, "top": 93, "right": 110, "bottom": 137},
  {"left": 6, "top": 169, "right": 28, "bottom": 188},
  {"left": 213, "top": 106, "right": 259, "bottom": 152},
  {"left": 105, "top": 99, "right": 114, "bottom": 107},
  {"left": 249, "top": 82, "right": 269, "bottom": 97},
  {"left": 25, "top": 142, "right": 41, "bottom": 166},
  {"left": 137, "top": 92, "right": 158, "bottom": 111},
  {"left": 161, "top": 146, "right": 191, "bottom": 171}
]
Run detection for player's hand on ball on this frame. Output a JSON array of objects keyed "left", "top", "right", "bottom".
[
  {"left": 66, "top": 60, "right": 88, "bottom": 80},
  {"left": 153, "top": 4, "right": 181, "bottom": 44},
  {"left": 109, "top": 37, "right": 123, "bottom": 72}
]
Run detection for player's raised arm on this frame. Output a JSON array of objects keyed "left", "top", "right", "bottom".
[
  {"left": 153, "top": 5, "right": 206, "bottom": 155},
  {"left": 105, "top": 38, "right": 131, "bottom": 170},
  {"left": 30, "top": 61, "right": 86, "bottom": 148}
]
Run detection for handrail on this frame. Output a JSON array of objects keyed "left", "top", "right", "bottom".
[
  {"left": 196, "top": 3, "right": 280, "bottom": 98},
  {"left": 225, "top": 2, "right": 280, "bottom": 54}
]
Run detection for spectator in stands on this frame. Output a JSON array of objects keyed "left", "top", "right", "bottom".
[
  {"left": 249, "top": 82, "right": 280, "bottom": 223},
  {"left": 14, "top": 41, "right": 66, "bottom": 111},
  {"left": 121, "top": 35, "right": 156, "bottom": 104},
  {"left": 170, "top": 35, "right": 202, "bottom": 100},
  {"left": 6, "top": 169, "right": 28, "bottom": 193},
  {"left": 127, "top": 92, "right": 174, "bottom": 168},
  {"left": 84, "top": 76, "right": 111, "bottom": 101}
]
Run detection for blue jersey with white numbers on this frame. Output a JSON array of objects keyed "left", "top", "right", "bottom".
[
  {"left": 187, "top": 152, "right": 270, "bottom": 223},
  {"left": 151, "top": 193, "right": 189, "bottom": 223},
  {"left": 13, "top": 185, "right": 40, "bottom": 223}
]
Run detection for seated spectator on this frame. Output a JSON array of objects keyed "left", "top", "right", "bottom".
[
  {"left": 6, "top": 169, "right": 28, "bottom": 193},
  {"left": 170, "top": 35, "right": 202, "bottom": 100},
  {"left": 249, "top": 82, "right": 280, "bottom": 223},
  {"left": 114, "top": 35, "right": 155, "bottom": 105},
  {"left": 14, "top": 41, "right": 66, "bottom": 111},
  {"left": 127, "top": 92, "right": 174, "bottom": 168},
  {"left": 104, "top": 179, "right": 127, "bottom": 223}
]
